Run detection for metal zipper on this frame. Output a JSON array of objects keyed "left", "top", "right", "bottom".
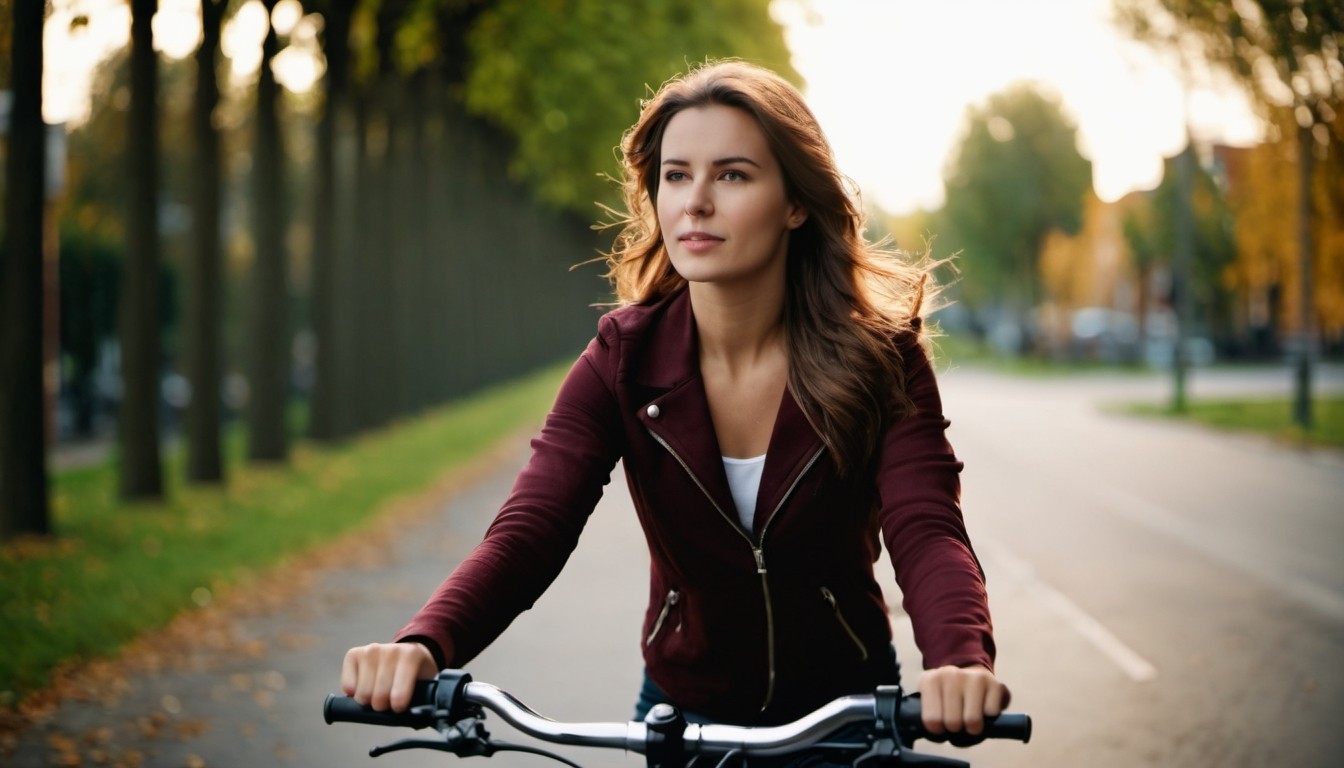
[
  {"left": 753, "top": 445, "right": 823, "bottom": 710},
  {"left": 646, "top": 588, "right": 680, "bottom": 646},
  {"left": 647, "top": 425, "right": 823, "bottom": 712},
  {"left": 820, "top": 586, "right": 870, "bottom": 661}
]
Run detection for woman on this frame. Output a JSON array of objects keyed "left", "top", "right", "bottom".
[{"left": 340, "top": 60, "right": 1009, "bottom": 737}]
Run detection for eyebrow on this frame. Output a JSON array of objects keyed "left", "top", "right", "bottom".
[{"left": 661, "top": 156, "right": 762, "bottom": 168}]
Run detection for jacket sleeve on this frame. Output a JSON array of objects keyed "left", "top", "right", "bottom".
[
  {"left": 394, "top": 327, "right": 625, "bottom": 666},
  {"left": 876, "top": 338, "right": 996, "bottom": 671}
]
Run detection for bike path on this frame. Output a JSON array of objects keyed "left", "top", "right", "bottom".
[{"left": 5, "top": 431, "right": 651, "bottom": 768}]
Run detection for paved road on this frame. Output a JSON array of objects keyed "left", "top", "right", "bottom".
[
  {"left": 922, "top": 363, "right": 1344, "bottom": 767},
  {"left": 8, "top": 364, "right": 1343, "bottom": 767}
]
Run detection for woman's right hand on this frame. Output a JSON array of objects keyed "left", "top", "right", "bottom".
[{"left": 340, "top": 641, "right": 440, "bottom": 712}]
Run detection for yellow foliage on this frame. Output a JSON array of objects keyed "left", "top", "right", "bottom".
[
  {"left": 1224, "top": 108, "right": 1344, "bottom": 336},
  {"left": 1038, "top": 193, "right": 1138, "bottom": 311}
]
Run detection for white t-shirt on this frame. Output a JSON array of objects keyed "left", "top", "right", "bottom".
[{"left": 722, "top": 454, "right": 767, "bottom": 533}]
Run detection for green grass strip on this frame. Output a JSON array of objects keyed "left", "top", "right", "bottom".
[
  {"left": 0, "top": 363, "right": 569, "bottom": 704},
  {"left": 1120, "top": 395, "right": 1344, "bottom": 449}
]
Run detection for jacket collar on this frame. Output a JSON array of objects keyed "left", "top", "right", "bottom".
[{"left": 632, "top": 288, "right": 826, "bottom": 534}]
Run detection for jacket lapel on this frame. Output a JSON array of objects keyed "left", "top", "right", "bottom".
[
  {"left": 755, "top": 386, "right": 826, "bottom": 533},
  {"left": 633, "top": 291, "right": 737, "bottom": 520},
  {"left": 631, "top": 288, "right": 828, "bottom": 533}
]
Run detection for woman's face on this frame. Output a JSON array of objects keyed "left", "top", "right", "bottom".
[{"left": 656, "top": 105, "right": 806, "bottom": 288}]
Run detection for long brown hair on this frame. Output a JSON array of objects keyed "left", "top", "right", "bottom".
[{"left": 604, "top": 60, "right": 939, "bottom": 475}]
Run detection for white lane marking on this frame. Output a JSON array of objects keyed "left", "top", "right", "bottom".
[
  {"left": 1100, "top": 486, "right": 1344, "bottom": 626},
  {"left": 979, "top": 537, "right": 1158, "bottom": 683}
]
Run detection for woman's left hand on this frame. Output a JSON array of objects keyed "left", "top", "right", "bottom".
[{"left": 917, "top": 665, "right": 1011, "bottom": 736}]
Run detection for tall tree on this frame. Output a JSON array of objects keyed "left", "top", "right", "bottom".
[
  {"left": 1, "top": 0, "right": 50, "bottom": 538},
  {"left": 1116, "top": 0, "right": 1343, "bottom": 425},
  {"left": 938, "top": 83, "right": 1093, "bottom": 347},
  {"left": 247, "top": 0, "right": 290, "bottom": 462},
  {"left": 307, "top": 0, "right": 355, "bottom": 441},
  {"left": 118, "top": 0, "right": 164, "bottom": 499},
  {"left": 184, "top": 0, "right": 229, "bottom": 483}
]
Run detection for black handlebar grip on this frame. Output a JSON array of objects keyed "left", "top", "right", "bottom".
[
  {"left": 984, "top": 713, "right": 1031, "bottom": 743},
  {"left": 323, "top": 694, "right": 420, "bottom": 727},
  {"left": 323, "top": 679, "right": 440, "bottom": 728},
  {"left": 894, "top": 692, "right": 1031, "bottom": 746}
]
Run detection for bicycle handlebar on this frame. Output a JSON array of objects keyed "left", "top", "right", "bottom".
[{"left": 325, "top": 669, "right": 1031, "bottom": 766}]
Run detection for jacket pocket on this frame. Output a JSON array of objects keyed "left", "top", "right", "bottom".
[
  {"left": 646, "top": 588, "right": 681, "bottom": 646},
  {"left": 820, "top": 586, "right": 869, "bottom": 661}
]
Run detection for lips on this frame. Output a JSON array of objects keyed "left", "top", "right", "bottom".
[
  {"left": 676, "top": 232, "right": 724, "bottom": 254},
  {"left": 679, "top": 231, "right": 724, "bottom": 243}
]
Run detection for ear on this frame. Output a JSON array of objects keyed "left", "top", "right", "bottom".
[{"left": 786, "top": 202, "right": 808, "bottom": 230}]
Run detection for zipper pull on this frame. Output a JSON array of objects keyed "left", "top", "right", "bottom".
[
  {"left": 646, "top": 589, "right": 680, "bottom": 646},
  {"left": 753, "top": 547, "right": 767, "bottom": 575}
]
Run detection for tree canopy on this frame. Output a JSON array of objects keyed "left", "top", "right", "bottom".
[
  {"left": 937, "top": 82, "right": 1093, "bottom": 317},
  {"left": 1116, "top": 0, "right": 1342, "bottom": 135},
  {"left": 460, "top": 0, "right": 798, "bottom": 214}
]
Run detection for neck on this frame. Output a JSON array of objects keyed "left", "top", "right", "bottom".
[{"left": 689, "top": 279, "right": 787, "bottom": 371}]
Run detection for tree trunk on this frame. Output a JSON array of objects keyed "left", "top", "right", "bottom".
[
  {"left": 118, "top": 0, "right": 165, "bottom": 500},
  {"left": 184, "top": 0, "right": 227, "bottom": 483},
  {"left": 1171, "top": 141, "right": 1195, "bottom": 413},
  {"left": 308, "top": 1, "right": 353, "bottom": 442},
  {"left": 1292, "top": 122, "right": 1316, "bottom": 429},
  {"left": 247, "top": 1, "right": 290, "bottom": 462},
  {"left": 1, "top": 0, "right": 51, "bottom": 538},
  {"left": 366, "top": 4, "right": 401, "bottom": 427},
  {"left": 389, "top": 73, "right": 421, "bottom": 416},
  {"left": 344, "top": 93, "right": 373, "bottom": 432}
]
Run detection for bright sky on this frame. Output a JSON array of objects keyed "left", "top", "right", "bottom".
[
  {"left": 44, "top": 0, "right": 1263, "bottom": 216},
  {"left": 774, "top": 0, "right": 1264, "bottom": 214},
  {"left": 44, "top": 0, "right": 318, "bottom": 123}
]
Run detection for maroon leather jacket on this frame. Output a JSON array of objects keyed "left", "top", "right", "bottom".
[{"left": 396, "top": 287, "right": 995, "bottom": 725}]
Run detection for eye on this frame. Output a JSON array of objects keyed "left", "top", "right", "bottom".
[
  {"left": 664, "top": 170, "right": 688, "bottom": 182},
  {"left": 719, "top": 170, "right": 747, "bottom": 182}
]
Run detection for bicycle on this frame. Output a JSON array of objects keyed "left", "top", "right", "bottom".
[{"left": 324, "top": 668, "right": 1031, "bottom": 767}]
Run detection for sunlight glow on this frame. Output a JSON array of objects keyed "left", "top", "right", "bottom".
[
  {"left": 272, "top": 0, "right": 305, "bottom": 37},
  {"left": 774, "top": 0, "right": 1265, "bottom": 215},
  {"left": 44, "top": 0, "right": 130, "bottom": 125},
  {"left": 223, "top": 0, "right": 270, "bottom": 85},
  {"left": 152, "top": 0, "right": 201, "bottom": 60},
  {"left": 273, "top": 42, "right": 325, "bottom": 94}
]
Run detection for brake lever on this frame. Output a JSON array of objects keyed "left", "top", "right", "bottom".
[
  {"left": 849, "top": 738, "right": 970, "bottom": 768},
  {"left": 486, "top": 741, "right": 586, "bottom": 768},
  {"left": 370, "top": 737, "right": 459, "bottom": 757},
  {"left": 851, "top": 735, "right": 901, "bottom": 767},
  {"left": 894, "top": 754, "right": 970, "bottom": 768},
  {"left": 368, "top": 716, "right": 491, "bottom": 759}
]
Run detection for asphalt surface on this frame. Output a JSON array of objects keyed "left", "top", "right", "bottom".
[{"left": 7, "top": 363, "right": 1344, "bottom": 768}]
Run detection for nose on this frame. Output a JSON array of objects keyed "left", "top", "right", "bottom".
[{"left": 685, "top": 181, "right": 713, "bottom": 218}]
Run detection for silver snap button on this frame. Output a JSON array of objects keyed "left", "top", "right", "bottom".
[{"left": 646, "top": 404, "right": 661, "bottom": 419}]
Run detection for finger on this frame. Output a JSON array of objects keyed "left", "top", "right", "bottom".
[
  {"left": 963, "top": 670, "right": 995, "bottom": 735},
  {"left": 920, "top": 671, "right": 948, "bottom": 735},
  {"left": 389, "top": 647, "right": 426, "bottom": 712},
  {"left": 940, "top": 676, "right": 966, "bottom": 734},
  {"left": 351, "top": 645, "right": 379, "bottom": 707},
  {"left": 986, "top": 681, "right": 1010, "bottom": 718},
  {"left": 370, "top": 646, "right": 398, "bottom": 712},
  {"left": 962, "top": 680, "right": 986, "bottom": 735},
  {"left": 340, "top": 647, "right": 359, "bottom": 697}
]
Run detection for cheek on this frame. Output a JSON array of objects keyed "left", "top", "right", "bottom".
[{"left": 655, "top": 193, "right": 679, "bottom": 230}]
